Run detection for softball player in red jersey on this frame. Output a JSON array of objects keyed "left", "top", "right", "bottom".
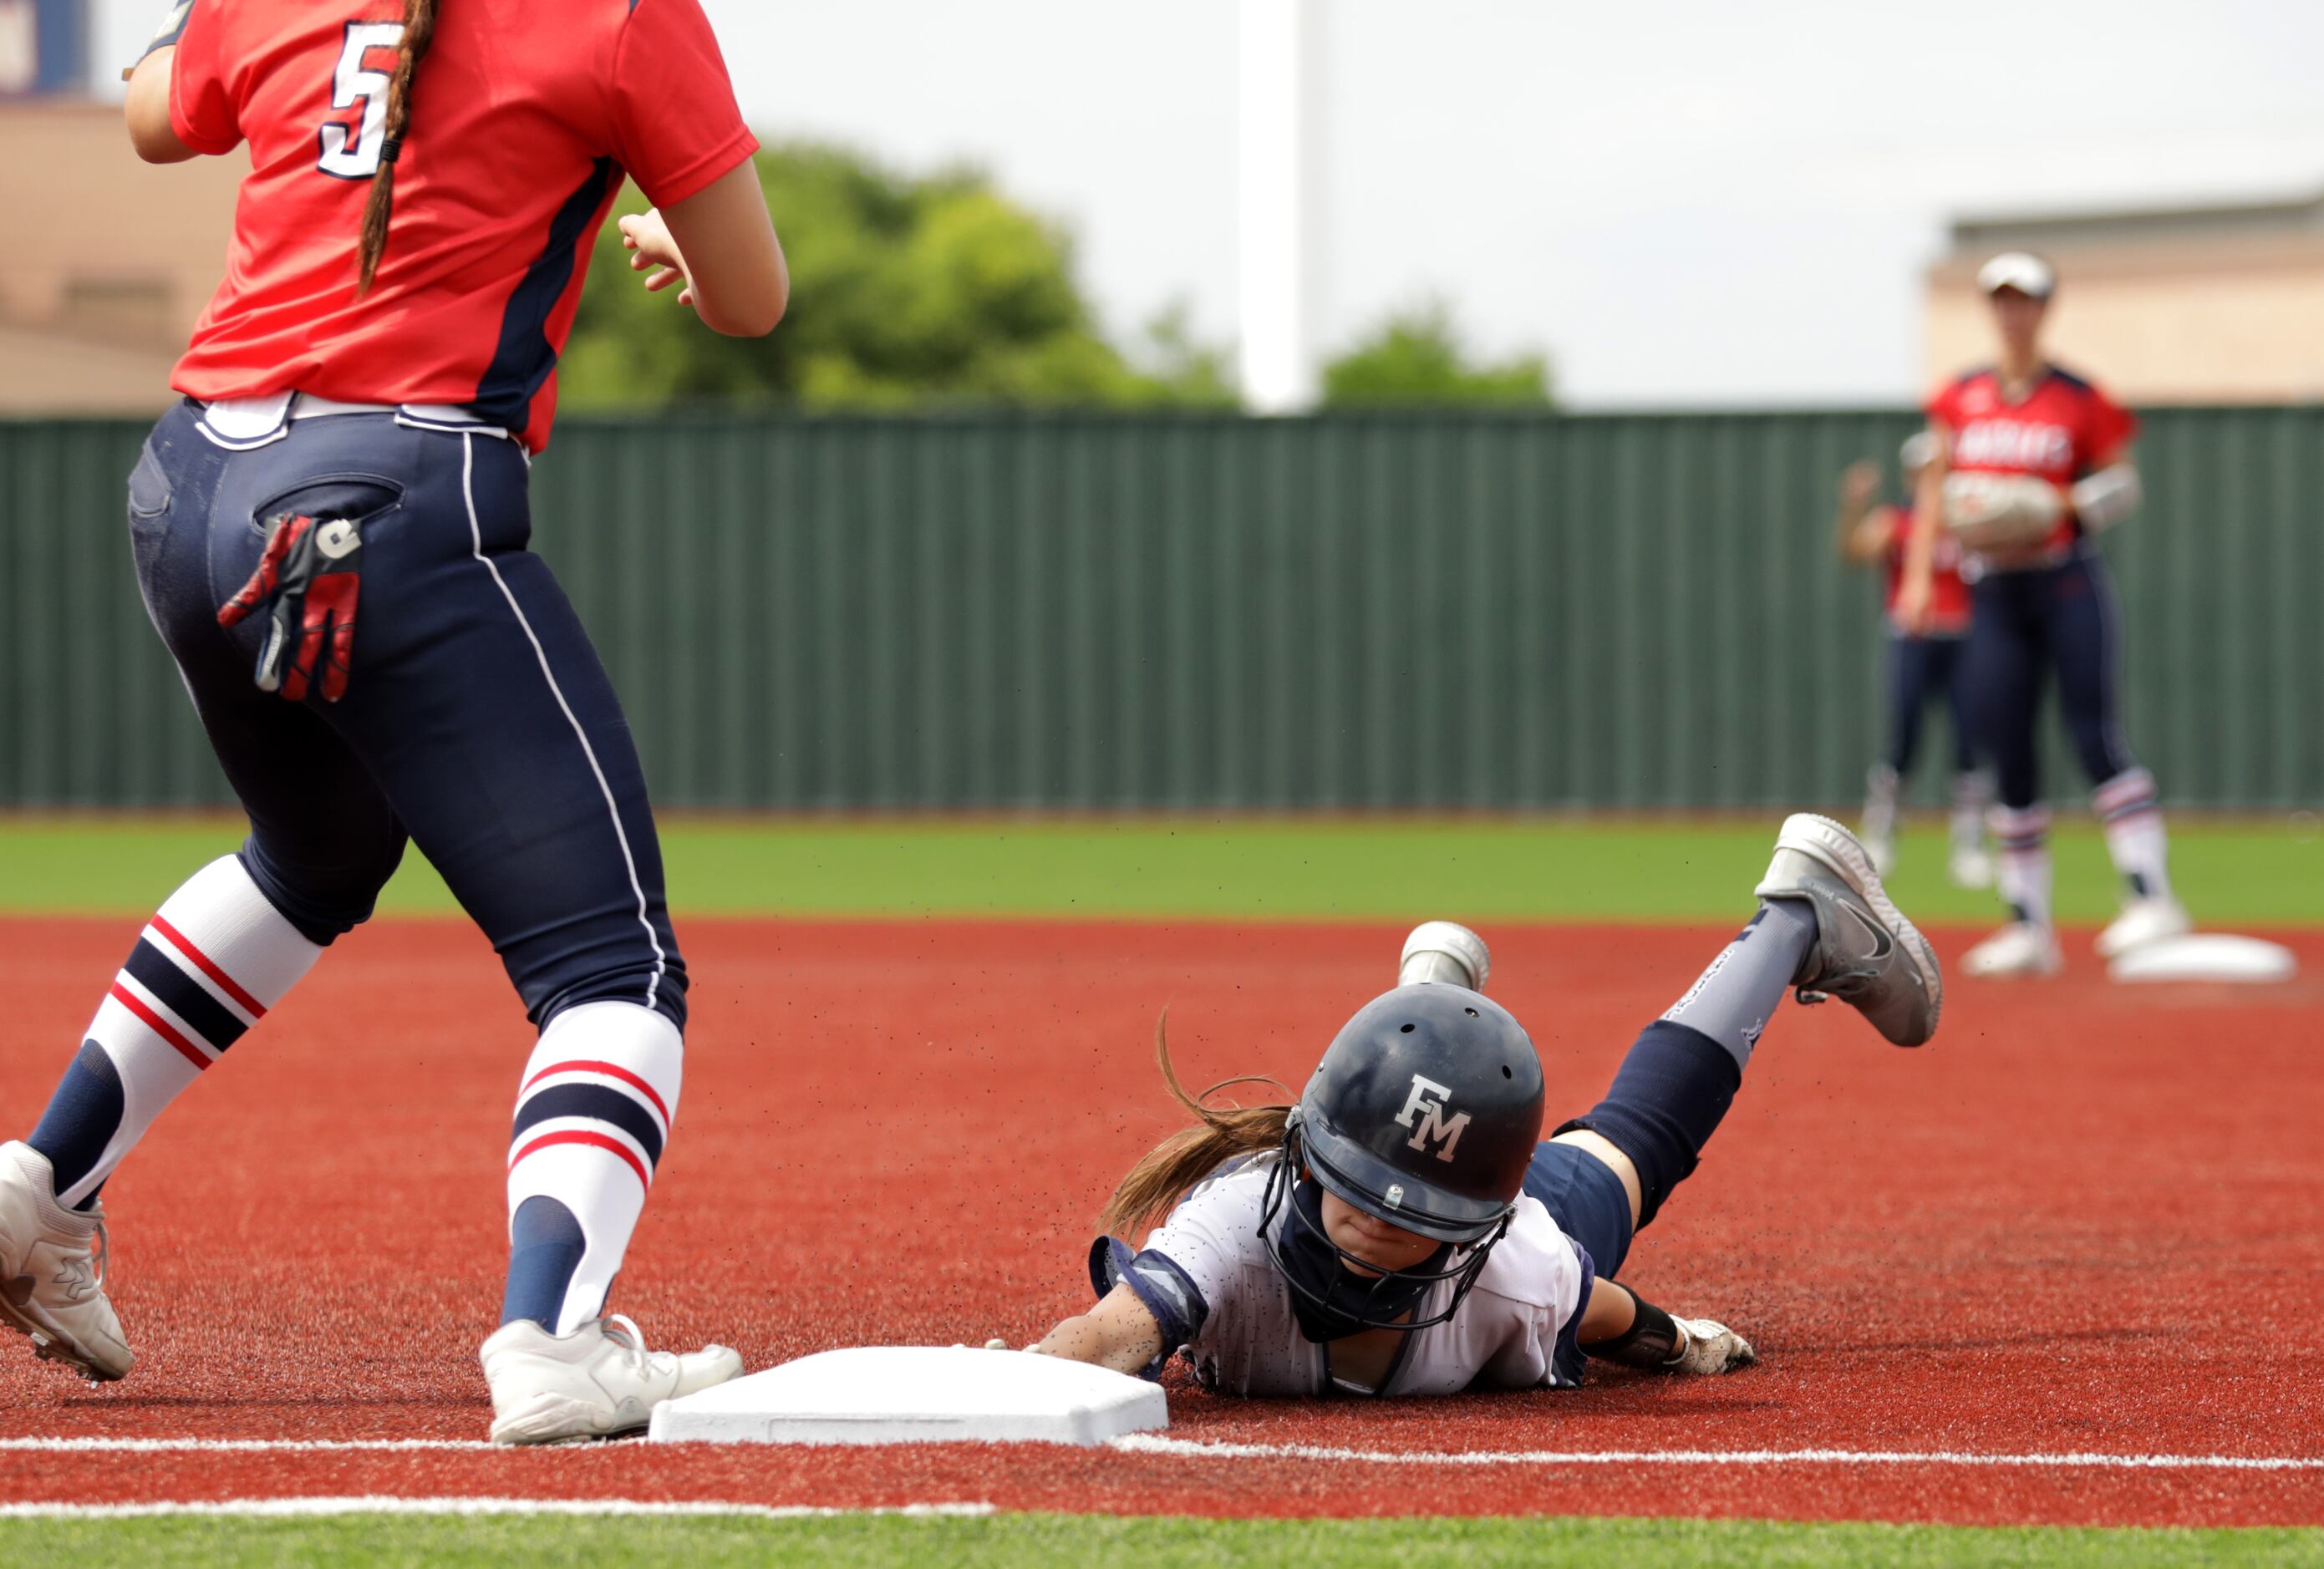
[
  {"left": 0, "top": 0, "right": 786, "bottom": 1443},
  {"left": 1836, "top": 438, "right": 1991, "bottom": 888},
  {"left": 1899, "top": 253, "right": 2183, "bottom": 979}
]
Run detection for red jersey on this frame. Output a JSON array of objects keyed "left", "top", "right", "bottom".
[
  {"left": 1874, "top": 505, "right": 1971, "bottom": 637},
  {"left": 1924, "top": 365, "right": 2138, "bottom": 559},
  {"left": 165, "top": 0, "right": 757, "bottom": 451}
]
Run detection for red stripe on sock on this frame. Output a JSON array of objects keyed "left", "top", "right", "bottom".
[
  {"left": 150, "top": 915, "right": 267, "bottom": 1020},
  {"left": 108, "top": 982, "right": 212, "bottom": 1071},
  {"left": 507, "top": 1130, "right": 651, "bottom": 1191},
  {"left": 520, "top": 1059, "right": 671, "bottom": 1126}
]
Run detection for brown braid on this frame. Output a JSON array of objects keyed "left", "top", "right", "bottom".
[{"left": 354, "top": 0, "right": 438, "bottom": 297}]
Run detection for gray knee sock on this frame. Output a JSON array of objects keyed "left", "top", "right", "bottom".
[{"left": 1658, "top": 898, "right": 1816, "bottom": 1069}]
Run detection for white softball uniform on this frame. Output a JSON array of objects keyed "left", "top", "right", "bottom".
[{"left": 1132, "top": 1153, "right": 1589, "bottom": 1396}]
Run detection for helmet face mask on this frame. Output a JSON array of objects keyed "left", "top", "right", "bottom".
[
  {"left": 1257, "top": 1119, "right": 1512, "bottom": 1339},
  {"left": 1255, "top": 983, "right": 1545, "bottom": 1341}
]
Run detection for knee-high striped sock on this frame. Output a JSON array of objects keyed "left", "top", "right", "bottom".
[
  {"left": 1991, "top": 805, "right": 2053, "bottom": 932},
  {"left": 502, "top": 1001, "right": 682, "bottom": 1335},
  {"left": 27, "top": 856, "right": 323, "bottom": 1210},
  {"left": 2093, "top": 768, "right": 2172, "bottom": 902}
]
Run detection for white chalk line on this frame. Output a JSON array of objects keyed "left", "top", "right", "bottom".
[
  {"left": 0, "top": 1438, "right": 497, "bottom": 1455},
  {"left": 1110, "top": 1435, "right": 2324, "bottom": 1474},
  {"left": 4, "top": 1434, "right": 2316, "bottom": 1476},
  {"left": 0, "top": 1498, "right": 994, "bottom": 1521}
]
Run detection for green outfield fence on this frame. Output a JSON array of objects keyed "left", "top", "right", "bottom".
[{"left": 3, "top": 409, "right": 2319, "bottom": 811}]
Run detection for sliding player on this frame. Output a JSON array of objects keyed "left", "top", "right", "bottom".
[
  {"left": 1020, "top": 815, "right": 1940, "bottom": 1394},
  {"left": 0, "top": 0, "right": 784, "bottom": 1442},
  {"left": 1836, "top": 439, "right": 1991, "bottom": 886},
  {"left": 1899, "top": 253, "right": 2184, "bottom": 978}
]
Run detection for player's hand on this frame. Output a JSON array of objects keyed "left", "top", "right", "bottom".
[
  {"left": 1895, "top": 572, "right": 1933, "bottom": 636},
  {"left": 618, "top": 209, "right": 697, "bottom": 309},
  {"left": 1668, "top": 1317, "right": 1757, "bottom": 1375},
  {"left": 217, "top": 514, "right": 363, "bottom": 703},
  {"left": 1839, "top": 460, "right": 1881, "bottom": 510}
]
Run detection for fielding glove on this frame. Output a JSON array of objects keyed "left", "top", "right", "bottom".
[
  {"left": 1940, "top": 471, "right": 2062, "bottom": 552},
  {"left": 216, "top": 512, "right": 364, "bottom": 702}
]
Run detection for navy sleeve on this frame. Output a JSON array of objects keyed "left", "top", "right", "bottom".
[
  {"left": 1086, "top": 1235, "right": 1210, "bottom": 1382},
  {"left": 1089, "top": 1235, "right": 1134, "bottom": 1300}
]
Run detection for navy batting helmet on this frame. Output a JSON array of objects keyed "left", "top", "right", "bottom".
[{"left": 1259, "top": 983, "right": 1546, "bottom": 1336}]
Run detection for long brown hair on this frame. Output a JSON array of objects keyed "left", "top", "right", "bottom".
[
  {"left": 355, "top": 0, "right": 438, "bottom": 296},
  {"left": 1098, "top": 1013, "right": 1293, "bottom": 1239}
]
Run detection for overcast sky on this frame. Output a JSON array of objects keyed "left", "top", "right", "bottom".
[{"left": 91, "top": 0, "right": 2324, "bottom": 406}]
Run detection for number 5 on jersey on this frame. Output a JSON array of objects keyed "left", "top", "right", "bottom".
[{"left": 317, "top": 21, "right": 405, "bottom": 180}]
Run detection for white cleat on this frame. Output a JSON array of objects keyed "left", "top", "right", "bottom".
[
  {"left": 0, "top": 1142, "right": 132, "bottom": 1383},
  {"left": 1963, "top": 922, "right": 2063, "bottom": 979},
  {"left": 1398, "top": 921, "right": 1491, "bottom": 992},
  {"left": 2095, "top": 896, "right": 2192, "bottom": 960},
  {"left": 1947, "top": 845, "right": 1996, "bottom": 891},
  {"left": 1669, "top": 1317, "right": 1757, "bottom": 1376},
  {"left": 482, "top": 1314, "right": 743, "bottom": 1445}
]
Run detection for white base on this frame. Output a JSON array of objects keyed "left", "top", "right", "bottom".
[
  {"left": 2108, "top": 933, "right": 2297, "bottom": 984},
  {"left": 645, "top": 1346, "right": 1169, "bottom": 1448}
]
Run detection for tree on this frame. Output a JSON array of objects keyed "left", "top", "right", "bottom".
[
  {"left": 559, "top": 144, "right": 1231, "bottom": 412},
  {"left": 1320, "top": 301, "right": 1554, "bottom": 409}
]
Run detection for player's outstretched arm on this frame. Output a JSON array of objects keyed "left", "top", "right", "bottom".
[
  {"left": 1021, "top": 1283, "right": 1166, "bottom": 1377},
  {"left": 618, "top": 160, "right": 788, "bottom": 338},
  {"left": 124, "top": 48, "right": 196, "bottom": 164},
  {"left": 1579, "top": 1279, "right": 1757, "bottom": 1376},
  {"left": 1834, "top": 461, "right": 1889, "bottom": 564}
]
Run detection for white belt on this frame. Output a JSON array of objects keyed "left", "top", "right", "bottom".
[
  {"left": 196, "top": 391, "right": 505, "bottom": 450},
  {"left": 1965, "top": 540, "right": 2078, "bottom": 579}
]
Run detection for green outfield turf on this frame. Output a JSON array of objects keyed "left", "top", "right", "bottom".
[
  {"left": 3, "top": 815, "right": 2320, "bottom": 926},
  {"left": 0, "top": 1513, "right": 2314, "bottom": 1567}
]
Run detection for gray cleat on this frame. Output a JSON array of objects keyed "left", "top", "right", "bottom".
[
  {"left": 1398, "top": 922, "right": 1491, "bottom": 991},
  {"left": 1753, "top": 814, "right": 1943, "bottom": 1048}
]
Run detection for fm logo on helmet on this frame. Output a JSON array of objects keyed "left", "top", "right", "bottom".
[{"left": 1395, "top": 1074, "right": 1470, "bottom": 1162}]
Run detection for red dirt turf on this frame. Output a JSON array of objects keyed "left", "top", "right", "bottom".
[{"left": 3, "top": 917, "right": 2319, "bottom": 1527}]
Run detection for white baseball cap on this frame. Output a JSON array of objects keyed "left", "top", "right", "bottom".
[{"left": 1977, "top": 251, "right": 2056, "bottom": 300}]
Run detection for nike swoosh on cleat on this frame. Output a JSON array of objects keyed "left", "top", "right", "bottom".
[{"left": 1837, "top": 902, "right": 1894, "bottom": 958}]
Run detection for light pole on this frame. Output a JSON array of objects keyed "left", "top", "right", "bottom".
[{"left": 1238, "top": 0, "right": 1315, "bottom": 414}]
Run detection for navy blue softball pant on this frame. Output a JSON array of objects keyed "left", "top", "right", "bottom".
[
  {"left": 1525, "top": 1138, "right": 1644, "bottom": 1388},
  {"left": 127, "top": 400, "right": 686, "bottom": 1029},
  {"left": 1961, "top": 547, "right": 2138, "bottom": 812},
  {"left": 1884, "top": 631, "right": 1975, "bottom": 779}
]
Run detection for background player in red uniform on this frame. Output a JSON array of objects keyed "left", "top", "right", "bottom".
[
  {"left": 0, "top": 0, "right": 786, "bottom": 1442},
  {"left": 1900, "top": 253, "right": 2182, "bottom": 978},
  {"left": 1835, "top": 435, "right": 1991, "bottom": 887}
]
